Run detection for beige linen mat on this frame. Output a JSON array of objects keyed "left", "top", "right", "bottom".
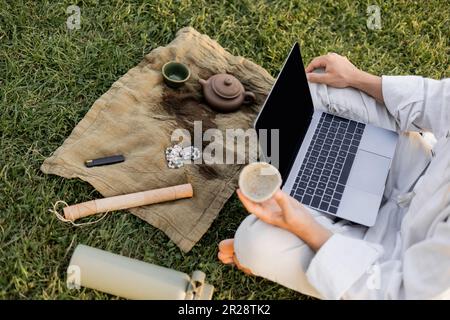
[{"left": 41, "top": 27, "right": 274, "bottom": 252}]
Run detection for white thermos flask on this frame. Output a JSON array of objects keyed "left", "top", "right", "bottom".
[{"left": 67, "top": 244, "right": 214, "bottom": 300}]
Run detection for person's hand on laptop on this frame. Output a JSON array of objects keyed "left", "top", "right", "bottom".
[
  {"left": 236, "top": 189, "right": 332, "bottom": 252},
  {"left": 305, "top": 52, "right": 360, "bottom": 88},
  {"left": 306, "top": 53, "right": 384, "bottom": 102}
]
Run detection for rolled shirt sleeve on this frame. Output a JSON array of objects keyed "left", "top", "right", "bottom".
[
  {"left": 382, "top": 76, "right": 450, "bottom": 138},
  {"left": 306, "top": 180, "right": 450, "bottom": 300},
  {"left": 305, "top": 233, "right": 383, "bottom": 300}
]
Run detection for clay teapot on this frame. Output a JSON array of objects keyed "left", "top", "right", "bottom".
[{"left": 199, "top": 74, "right": 256, "bottom": 113}]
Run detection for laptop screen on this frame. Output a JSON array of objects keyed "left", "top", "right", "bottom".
[{"left": 255, "top": 43, "right": 314, "bottom": 183}]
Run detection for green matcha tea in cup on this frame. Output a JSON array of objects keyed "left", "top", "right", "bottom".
[{"left": 238, "top": 162, "right": 282, "bottom": 203}]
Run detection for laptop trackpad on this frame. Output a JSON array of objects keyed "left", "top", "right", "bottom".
[
  {"left": 359, "top": 124, "right": 398, "bottom": 157},
  {"left": 346, "top": 150, "right": 390, "bottom": 195}
]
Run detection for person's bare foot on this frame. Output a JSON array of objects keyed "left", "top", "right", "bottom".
[
  {"left": 218, "top": 239, "right": 235, "bottom": 264},
  {"left": 218, "top": 239, "right": 253, "bottom": 275}
]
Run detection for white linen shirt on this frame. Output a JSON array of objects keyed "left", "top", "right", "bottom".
[{"left": 306, "top": 76, "right": 450, "bottom": 299}]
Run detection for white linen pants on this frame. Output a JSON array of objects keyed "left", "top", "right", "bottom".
[{"left": 233, "top": 82, "right": 429, "bottom": 298}]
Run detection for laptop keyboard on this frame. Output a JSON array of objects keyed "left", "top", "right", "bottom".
[{"left": 290, "top": 113, "right": 365, "bottom": 215}]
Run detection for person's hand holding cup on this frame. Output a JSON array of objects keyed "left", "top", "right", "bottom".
[{"left": 238, "top": 162, "right": 332, "bottom": 251}]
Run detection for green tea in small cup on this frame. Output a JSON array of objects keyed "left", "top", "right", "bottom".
[
  {"left": 239, "top": 162, "right": 282, "bottom": 203},
  {"left": 162, "top": 61, "right": 190, "bottom": 88}
]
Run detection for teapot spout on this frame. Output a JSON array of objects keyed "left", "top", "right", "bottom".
[{"left": 198, "top": 78, "right": 207, "bottom": 86}]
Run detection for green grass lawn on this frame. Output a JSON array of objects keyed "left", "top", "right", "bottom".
[{"left": 0, "top": 0, "right": 449, "bottom": 299}]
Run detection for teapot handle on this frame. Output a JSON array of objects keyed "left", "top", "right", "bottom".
[{"left": 243, "top": 91, "right": 256, "bottom": 104}]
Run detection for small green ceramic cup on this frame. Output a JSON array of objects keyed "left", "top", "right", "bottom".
[{"left": 162, "top": 61, "right": 190, "bottom": 88}]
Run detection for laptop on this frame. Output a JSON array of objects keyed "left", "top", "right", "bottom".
[{"left": 254, "top": 43, "right": 398, "bottom": 226}]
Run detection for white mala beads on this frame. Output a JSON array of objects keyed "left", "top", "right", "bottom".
[{"left": 165, "top": 144, "right": 201, "bottom": 169}]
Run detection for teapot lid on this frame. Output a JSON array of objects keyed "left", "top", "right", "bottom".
[{"left": 211, "top": 74, "right": 243, "bottom": 99}]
